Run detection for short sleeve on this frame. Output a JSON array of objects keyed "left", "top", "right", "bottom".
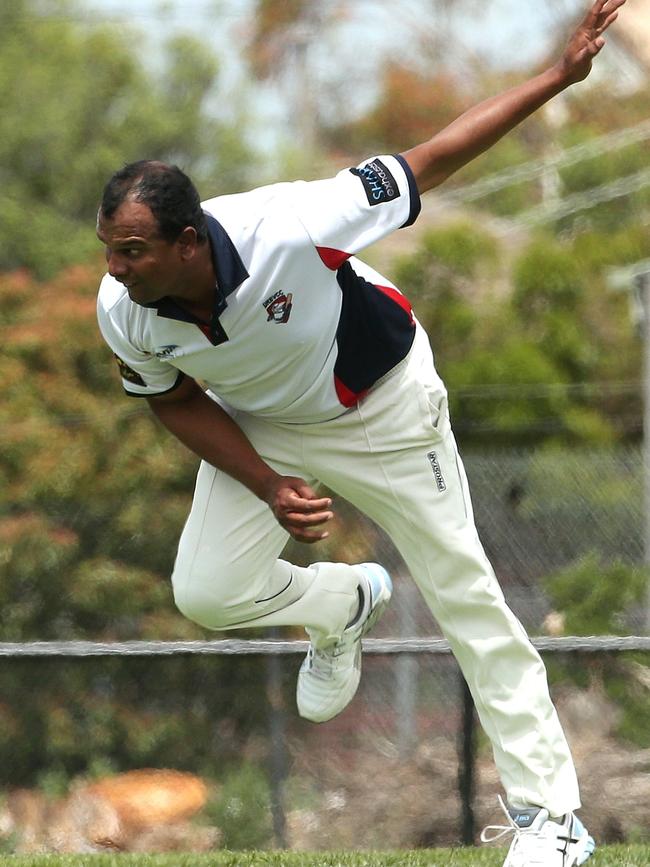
[
  {"left": 289, "top": 154, "right": 421, "bottom": 269},
  {"left": 96, "top": 278, "right": 183, "bottom": 397}
]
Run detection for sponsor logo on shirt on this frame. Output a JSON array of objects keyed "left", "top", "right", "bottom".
[
  {"left": 114, "top": 354, "right": 146, "bottom": 387},
  {"left": 351, "top": 159, "right": 401, "bottom": 207},
  {"left": 154, "top": 344, "right": 180, "bottom": 359},
  {"left": 263, "top": 290, "right": 293, "bottom": 324}
]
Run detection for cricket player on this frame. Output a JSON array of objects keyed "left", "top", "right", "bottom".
[{"left": 96, "top": 3, "right": 625, "bottom": 864}]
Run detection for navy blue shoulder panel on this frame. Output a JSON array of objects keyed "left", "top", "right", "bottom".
[
  {"left": 334, "top": 262, "right": 415, "bottom": 403},
  {"left": 394, "top": 153, "right": 421, "bottom": 228}
]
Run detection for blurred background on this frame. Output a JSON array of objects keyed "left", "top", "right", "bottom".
[{"left": 2, "top": 0, "right": 650, "bottom": 855}]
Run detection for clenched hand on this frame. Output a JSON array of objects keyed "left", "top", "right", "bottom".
[{"left": 263, "top": 475, "right": 334, "bottom": 543}]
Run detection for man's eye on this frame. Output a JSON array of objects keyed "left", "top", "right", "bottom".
[{"left": 125, "top": 248, "right": 142, "bottom": 258}]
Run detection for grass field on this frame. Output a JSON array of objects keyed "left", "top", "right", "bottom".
[{"left": 2, "top": 847, "right": 649, "bottom": 866}]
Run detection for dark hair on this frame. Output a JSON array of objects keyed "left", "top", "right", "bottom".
[{"left": 100, "top": 160, "right": 208, "bottom": 244}]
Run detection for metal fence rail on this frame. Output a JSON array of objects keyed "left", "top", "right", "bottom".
[
  {"left": 0, "top": 635, "right": 649, "bottom": 656},
  {"left": 0, "top": 636, "right": 648, "bottom": 850}
]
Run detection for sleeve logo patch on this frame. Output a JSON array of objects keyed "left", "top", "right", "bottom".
[
  {"left": 351, "top": 159, "right": 401, "bottom": 206},
  {"left": 114, "top": 354, "right": 146, "bottom": 386}
]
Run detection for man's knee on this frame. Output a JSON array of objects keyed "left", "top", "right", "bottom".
[
  {"left": 171, "top": 557, "right": 271, "bottom": 630},
  {"left": 173, "top": 583, "right": 232, "bottom": 630}
]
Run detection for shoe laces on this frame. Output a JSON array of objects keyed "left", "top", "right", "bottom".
[
  {"left": 304, "top": 579, "right": 370, "bottom": 676},
  {"left": 481, "top": 796, "right": 557, "bottom": 867},
  {"left": 306, "top": 642, "right": 348, "bottom": 676}
]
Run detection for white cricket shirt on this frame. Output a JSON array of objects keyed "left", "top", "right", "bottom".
[{"left": 97, "top": 154, "right": 421, "bottom": 423}]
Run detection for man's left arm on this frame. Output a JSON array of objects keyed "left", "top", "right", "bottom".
[{"left": 402, "top": 0, "right": 625, "bottom": 194}]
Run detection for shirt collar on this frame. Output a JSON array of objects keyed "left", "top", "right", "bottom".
[{"left": 204, "top": 211, "right": 249, "bottom": 309}]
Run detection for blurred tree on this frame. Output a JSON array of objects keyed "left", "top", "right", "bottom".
[
  {"left": 0, "top": 265, "right": 274, "bottom": 785},
  {"left": 511, "top": 239, "right": 592, "bottom": 379},
  {"left": 0, "top": 264, "right": 196, "bottom": 640},
  {"left": 246, "top": 0, "right": 341, "bottom": 157},
  {"left": 2, "top": 0, "right": 649, "bottom": 786},
  {"left": 393, "top": 221, "right": 643, "bottom": 447},
  {"left": 246, "top": 0, "right": 309, "bottom": 79},
  {"left": 446, "top": 86, "right": 650, "bottom": 228},
  {"left": 325, "top": 65, "right": 467, "bottom": 156},
  {"left": 245, "top": 0, "right": 483, "bottom": 162},
  {"left": 0, "top": 0, "right": 253, "bottom": 278},
  {"left": 544, "top": 553, "right": 650, "bottom": 747},
  {"left": 394, "top": 221, "right": 497, "bottom": 369}
]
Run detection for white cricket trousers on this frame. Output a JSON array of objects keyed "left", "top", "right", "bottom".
[{"left": 171, "top": 324, "right": 580, "bottom": 817}]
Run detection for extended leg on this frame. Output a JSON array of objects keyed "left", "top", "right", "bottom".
[{"left": 299, "top": 328, "right": 580, "bottom": 816}]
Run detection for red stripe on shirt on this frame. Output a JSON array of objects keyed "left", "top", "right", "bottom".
[
  {"left": 317, "top": 246, "right": 352, "bottom": 271},
  {"left": 334, "top": 375, "right": 369, "bottom": 408},
  {"left": 375, "top": 284, "right": 414, "bottom": 323}
]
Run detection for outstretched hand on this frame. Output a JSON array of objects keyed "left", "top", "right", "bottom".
[
  {"left": 263, "top": 475, "right": 334, "bottom": 544},
  {"left": 558, "top": 0, "right": 626, "bottom": 84}
]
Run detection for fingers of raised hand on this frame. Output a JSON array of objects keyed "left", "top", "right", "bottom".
[
  {"left": 571, "top": 0, "right": 624, "bottom": 69},
  {"left": 590, "top": 0, "right": 626, "bottom": 33}
]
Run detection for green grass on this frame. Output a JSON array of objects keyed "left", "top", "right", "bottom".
[{"left": 1, "top": 847, "right": 649, "bottom": 866}]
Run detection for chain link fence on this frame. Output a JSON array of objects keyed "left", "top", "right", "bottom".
[
  {"left": 311, "top": 446, "right": 648, "bottom": 638},
  {"left": 1, "top": 447, "right": 649, "bottom": 853}
]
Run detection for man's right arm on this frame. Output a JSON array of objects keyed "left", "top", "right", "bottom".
[{"left": 147, "top": 377, "right": 333, "bottom": 543}]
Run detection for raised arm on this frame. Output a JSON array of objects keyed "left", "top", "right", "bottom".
[
  {"left": 402, "top": 0, "right": 626, "bottom": 193},
  {"left": 147, "top": 378, "right": 333, "bottom": 543}
]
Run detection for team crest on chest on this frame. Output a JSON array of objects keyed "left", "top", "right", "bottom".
[{"left": 263, "top": 290, "right": 293, "bottom": 323}]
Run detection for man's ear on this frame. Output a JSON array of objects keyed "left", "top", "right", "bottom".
[{"left": 177, "top": 226, "right": 199, "bottom": 260}]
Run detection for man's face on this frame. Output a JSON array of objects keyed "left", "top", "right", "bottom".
[{"left": 96, "top": 199, "right": 185, "bottom": 306}]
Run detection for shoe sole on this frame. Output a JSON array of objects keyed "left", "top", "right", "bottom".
[{"left": 575, "top": 833, "right": 596, "bottom": 865}]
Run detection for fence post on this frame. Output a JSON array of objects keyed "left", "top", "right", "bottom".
[
  {"left": 639, "top": 271, "right": 650, "bottom": 633},
  {"left": 266, "top": 633, "right": 288, "bottom": 848},
  {"left": 395, "top": 580, "right": 418, "bottom": 757},
  {"left": 458, "top": 673, "right": 476, "bottom": 845}
]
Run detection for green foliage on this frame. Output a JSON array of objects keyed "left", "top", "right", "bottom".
[
  {"left": 0, "top": 0, "right": 254, "bottom": 278},
  {"left": 553, "top": 124, "right": 650, "bottom": 234},
  {"left": 512, "top": 238, "right": 597, "bottom": 381},
  {"left": 2, "top": 845, "right": 650, "bottom": 866},
  {"left": 544, "top": 554, "right": 650, "bottom": 746},
  {"left": 395, "top": 221, "right": 640, "bottom": 446},
  {"left": 415, "top": 223, "right": 499, "bottom": 278},
  {"left": 0, "top": 266, "right": 275, "bottom": 785},
  {"left": 513, "top": 240, "right": 584, "bottom": 314},
  {"left": 394, "top": 222, "right": 497, "bottom": 371},
  {"left": 450, "top": 134, "right": 542, "bottom": 218},
  {"left": 446, "top": 339, "right": 573, "bottom": 446},
  {"left": 545, "top": 553, "right": 646, "bottom": 636},
  {"left": 205, "top": 763, "right": 273, "bottom": 850},
  {"left": 448, "top": 85, "right": 650, "bottom": 234},
  {"left": 571, "top": 223, "right": 650, "bottom": 274}
]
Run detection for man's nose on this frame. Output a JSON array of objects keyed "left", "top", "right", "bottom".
[{"left": 107, "top": 251, "right": 128, "bottom": 278}]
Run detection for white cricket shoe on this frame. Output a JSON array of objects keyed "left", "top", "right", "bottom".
[
  {"left": 481, "top": 796, "right": 595, "bottom": 867},
  {"left": 296, "top": 563, "right": 392, "bottom": 723}
]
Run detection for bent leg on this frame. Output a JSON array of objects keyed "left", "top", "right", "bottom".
[{"left": 171, "top": 458, "right": 361, "bottom": 643}]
